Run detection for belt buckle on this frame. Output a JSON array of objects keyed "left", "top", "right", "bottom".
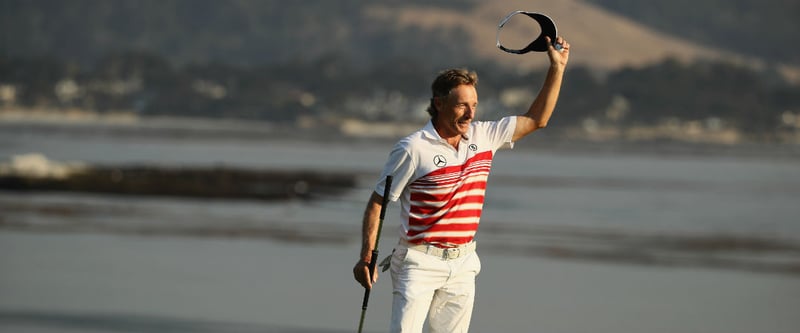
[{"left": 445, "top": 248, "right": 460, "bottom": 260}]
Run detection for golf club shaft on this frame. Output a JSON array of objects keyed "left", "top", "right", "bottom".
[{"left": 357, "top": 175, "right": 393, "bottom": 333}]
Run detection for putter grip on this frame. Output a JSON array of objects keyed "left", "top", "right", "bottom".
[{"left": 361, "top": 249, "right": 379, "bottom": 309}]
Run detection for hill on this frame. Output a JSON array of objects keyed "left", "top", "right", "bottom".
[
  {"left": 586, "top": 0, "right": 800, "bottom": 66},
  {"left": 2, "top": 0, "right": 799, "bottom": 144},
  {"left": 364, "top": 0, "right": 731, "bottom": 71},
  {"left": 2, "top": 0, "right": 796, "bottom": 73}
]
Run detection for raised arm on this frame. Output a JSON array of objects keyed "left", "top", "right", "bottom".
[{"left": 513, "top": 36, "right": 570, "bottom": 141}]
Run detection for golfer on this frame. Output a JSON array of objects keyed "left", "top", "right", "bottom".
[{"left": 353, "top": 36, "right": 570, "bottom": 333}]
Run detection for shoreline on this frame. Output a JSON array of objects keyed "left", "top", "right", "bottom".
[
  {"left": 2, "top": 192, "right": 799, "bottom": 277},
  {"left": 3, "top": 111, "right": 799, "bottom": 161},
  {"left": 0, "top": 154, "right": 358, "bottom": 201}
]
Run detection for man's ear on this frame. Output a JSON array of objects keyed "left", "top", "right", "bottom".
[{"left": 433, "top": 95, "right": 445, "bottom": 111}]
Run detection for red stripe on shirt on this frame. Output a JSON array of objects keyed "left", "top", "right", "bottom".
[
  {"left": 409, "top": 235, "right": 476, "bottom": 246},
  {"left": 406, "top": 222, "right": 479, "bottom": 237},
  {"left": 410, "top": 180, "right": 487, "bottom": 203},
  {"left": 409, "top": 208, "right": 484, "bottom": 227},
  {"left": 405, "top": 150, "right": 495, "bottom": 245},
  {"left": 409, "top": 195, "right": 485, "bottom": 217},
  {"left": 411, "top": 151, "right": 493, "bottom": 187}
]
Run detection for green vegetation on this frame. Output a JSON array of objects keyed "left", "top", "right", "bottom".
[{"left": 2, "top": 52, "right": 798, "bottom": 143}]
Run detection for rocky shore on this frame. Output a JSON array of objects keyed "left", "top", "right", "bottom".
[{"left": 0, "top": 154, "right": 358, "bottom": 201}]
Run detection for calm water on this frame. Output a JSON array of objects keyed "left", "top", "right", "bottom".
[
  {"left": 1, "top": 121, "right": 800, "bottom": 332},
  {"left": 3, "top": 121, "right": 799, "bottom": 236}
]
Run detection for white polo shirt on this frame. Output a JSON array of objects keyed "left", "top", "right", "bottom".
[{"left": 375, "top": 116, "right": 516, "bottom": 247}]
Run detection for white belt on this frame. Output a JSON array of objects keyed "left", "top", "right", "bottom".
[{"left": 401, "top": 239, "right": 476, "bottom": 260}]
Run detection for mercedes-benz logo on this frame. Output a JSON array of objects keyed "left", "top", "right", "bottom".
[
  {"left": 433, "top": 155, "right": 447, "bottom": 167},
  {"left": 468, "top": 144, "right": 478, "bottom": 151}
]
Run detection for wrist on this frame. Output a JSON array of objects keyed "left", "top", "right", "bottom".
[
  {"left": 360, "top": 249, "right": 372, "bottom": 262},
  {"left": 549, "top": 63, "right": 566, "bottom": 73}
]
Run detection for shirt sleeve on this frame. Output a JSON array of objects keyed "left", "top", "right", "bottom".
[
  {"left": 475, "top": 116, "right": 517, "bottom": 151},
  {"left": 374, "top": 141, "right": 416, "bottom": 202}
]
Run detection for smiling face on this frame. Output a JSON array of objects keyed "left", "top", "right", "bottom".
[{"left": 433, "top": 84, "right": 478, "bottom": 140}]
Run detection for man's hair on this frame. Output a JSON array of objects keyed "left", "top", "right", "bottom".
[{"left": 426, "top": 68, "right": 478, "bottom": 118}]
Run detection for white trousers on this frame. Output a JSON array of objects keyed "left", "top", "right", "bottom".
[{"left": 389, "top": 242, "right": 482, "bottom": 333}]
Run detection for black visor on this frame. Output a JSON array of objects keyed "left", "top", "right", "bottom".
[{"left": 496, "top": 11, "right": 558, "bottom": 54}]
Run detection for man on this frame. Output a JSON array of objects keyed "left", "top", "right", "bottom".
[{"left": 353, "top": 36, "right": 570, "bottom": 333}]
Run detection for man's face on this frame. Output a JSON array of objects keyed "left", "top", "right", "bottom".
[{"left": 434, "top": 84, "right": 478, "bottom": 138}]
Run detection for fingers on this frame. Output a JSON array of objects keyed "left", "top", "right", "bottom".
[
  {"left": 560, "top": 37, "right": 570, "bottom": 52},
  {"left": 546, "top": 36, "right": 570, "bottom": 52},
  {"left": 353, "top": 261, "right": 378, "bottom": 289},
  {"left": 353, "top": 262, "right": 370, "bottom": 289},
  {"left": 545, "top": 36, "right": 570, "bottom": 68}
]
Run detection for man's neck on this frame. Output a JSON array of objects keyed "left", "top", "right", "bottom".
[{"left": 432, "top": 121, "right": 462, "bottom": 150}]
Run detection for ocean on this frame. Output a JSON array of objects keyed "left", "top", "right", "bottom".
[{"left": 1, "top": 119, "right": 799, "bottom": 333}]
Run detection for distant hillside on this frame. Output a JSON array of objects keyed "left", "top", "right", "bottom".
[
  {"left": 365, "top": 0, "right": 731, "bottom": 71},
  {"left": 1, "top": 0, "right": 795, "bottom": 72},
  {"left": 586, "top": 0, "right": 800, "bottom": 66},
  {"left": 0, "top": 0, "right": 483, "bottom": 70}
]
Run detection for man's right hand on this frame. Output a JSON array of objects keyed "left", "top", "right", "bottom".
[{"left": 353, "top": 259, "right": 378, "bottom": 289}]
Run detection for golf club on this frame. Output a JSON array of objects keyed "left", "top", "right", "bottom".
[{"left": 357, "top": 175, "right": 393, "bottom": 333}]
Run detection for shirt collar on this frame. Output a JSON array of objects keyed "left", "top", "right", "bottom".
[{"left": 421, "top": 120, "right": 470, "bottom": 143}]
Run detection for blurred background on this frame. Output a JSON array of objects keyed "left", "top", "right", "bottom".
[{"left": 1, "top": 1, "right": 799, "bottom": 332}]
